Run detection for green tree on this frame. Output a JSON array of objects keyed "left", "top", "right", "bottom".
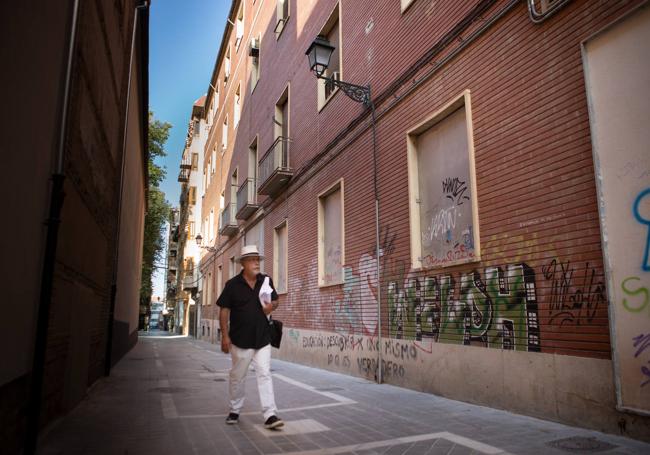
[{"left": 140, "top": 112, "right": 172, "bottom": 300}]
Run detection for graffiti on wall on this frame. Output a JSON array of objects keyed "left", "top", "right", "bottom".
[
  {"left": 542, "top": 259, "right": 606, "bottom": 327},
  {"left": 633, "top": 188, "right": 650, "bottom": 271},
  {"left": 387, "top": 263, "right": 540, "bottom": 351}
]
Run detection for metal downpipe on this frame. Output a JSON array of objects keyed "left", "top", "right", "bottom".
[{"left": 24, "top": 0, "right": 80, "bottom": 453}]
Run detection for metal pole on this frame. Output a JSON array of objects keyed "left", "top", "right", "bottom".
[
  {"left": 24, "top": 0, "right": 80, "bottom": 452},
  {"left": 105, "top": 0, "right": 148, "bottom": 377},
  {"left": 370, "top": 98, "right": 382, "bottom": 384}
]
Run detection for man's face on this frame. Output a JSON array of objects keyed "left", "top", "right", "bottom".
[{"left": 241, "top": 256, "right": 260, "bottom": 275}]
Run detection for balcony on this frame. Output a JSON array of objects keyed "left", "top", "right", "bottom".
[
  {"left": 178, "top": 163, "right": 191, "bottom": 183},
  {"left": 258, "top": 136, "right": 292, "bottom": 197},
  {"left": 218, "top": 203, "right": 238, "bottom": 237},
  {"left": 183, "top": 272, "right": 197, "bottom": 291},
  {"left": 236, "top": 178, "right": 260, "bottom": 220}
]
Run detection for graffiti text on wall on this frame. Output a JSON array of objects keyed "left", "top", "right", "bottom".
[
  {"left": 387, "top": 263, "right": 540, "bottom": 351},
  {"left": 542, "top": 259, "right": 606, "bottom": 327},
  {"left": 633, "top": 188, "right": 650, "bottom": 272}
]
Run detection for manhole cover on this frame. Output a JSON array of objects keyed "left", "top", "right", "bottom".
[
  {"left": 213, "top": 378, "right": 226, "bottom": 382},
  {"left": 315, "top": 387, "right": 344, "bottom": 392},
  {"left": 546, "top": 436, "right": 617, "bottom": 452},
  {"left": 148, "top": 387, "right": 187, "bottom": 394}
]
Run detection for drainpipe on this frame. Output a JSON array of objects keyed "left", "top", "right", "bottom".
[
  {"left": 105, "top": 0, "right": 149, "bottom": 376},
  {"left": 370, "top": 98, "right": 382, "bottom": 384},
  {"left": 24, "top": 0, "right": 80, "bottom": 453}
]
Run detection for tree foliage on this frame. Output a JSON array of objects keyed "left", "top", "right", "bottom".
[{"left": 140, "top": 112, "right": 172, "bottom": 300}]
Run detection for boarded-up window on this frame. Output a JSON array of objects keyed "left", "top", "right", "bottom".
[
  {"left": 319, "top": 181, "right": 344, "bottom": 286},
  {"left": 274, "top": 222, "right": 288, "bottom": 293},
  {"left": 408, "top": 93, "right": 479, "bottom": 269}
]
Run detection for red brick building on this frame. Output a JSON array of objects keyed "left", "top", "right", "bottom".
[{"left": 199, "top": 0, "right": 650, "bottom": 439}]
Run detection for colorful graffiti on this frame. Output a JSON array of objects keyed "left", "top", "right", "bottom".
[
  {"left": 387, "top": 263, "right": 540, "bottom": 351},
  {"left": 621, "top": 277, "right": 649, "bottom": 314},
  {"left": 633, "top": 188, "right": 650, "bottom": 271}
]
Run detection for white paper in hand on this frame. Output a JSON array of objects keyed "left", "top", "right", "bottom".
[{"left": 259, "top": 276, "right": 273, "bottom": 320}]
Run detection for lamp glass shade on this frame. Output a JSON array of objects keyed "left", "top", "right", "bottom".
[
  {"left": 195, "top": 234, "right": 202, "bottom": 245},
  {"left": 306, "top": 36, "right": 334, "bottom": 78}
]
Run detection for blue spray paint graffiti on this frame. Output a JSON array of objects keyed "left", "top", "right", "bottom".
[{"left": 633, "top": 187, "right": 650, "bottom": 271}]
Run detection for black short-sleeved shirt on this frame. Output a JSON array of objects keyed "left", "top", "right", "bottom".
[{"left": 216, "top": 272, "right": 278, "bottom": 349}]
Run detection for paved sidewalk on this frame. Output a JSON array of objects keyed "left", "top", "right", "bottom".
[{"left": 38, "top": 336, "right": 650, "bottom": 454}]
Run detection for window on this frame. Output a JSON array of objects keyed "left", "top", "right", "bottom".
[
  {"left": 211, "top": 148, "right": 216, "bottom": 174},
  {"left": 225, "top": 46, "right": 231, "bottom": 83},
  {"left": 217, "top": 265, "right": 223, "bottom": 295},
  {"left": 407, "top": 90, "right": 480, "bottom": 269},
  {"left": 222, "top": 116, "right": 229, "bottom": 150},
  {"left": 209, "top": 208, "right": 215, "bottom": 242},
  {"left": 202, "top": 168, "right": 207, "bottom": 195},
  {"left": 317, "top": 5, "right": 341, "bottom": 109},
  {"left": 191, "top": 153, "right": 198, "bottom": 170},
  {"left": 274, "top": 221, "right": 288, "bottom": 293},
  {"left": 249, "top": 138, "right": 258, "bottom": 188},
  {"left": 220, "top": 192, "right": 225, "bottom": 211},
  {"left": 231, "top": 168, "right": 238, "bottom": 203},
  {"left": 229, "top": 256, "right": 236, "bottom": 278},
  {"left": 189, "top": 186, "right": 197, "bottom": 205},
  {"left": 193, "top": 120, "right": 200, "bottom": 137},
  {"left": 207, "top": 272, "right": 212, "bottom": 306},
  {"left": 250, "top": 36, "right": 260, "bottom": 90},
  {"left": 215, "top": 83, "right": 220, "bottom": 110},
  {"left": 235, "top": 3, "right": 244, "bottom": 50},
  {"left": 208, "top": 98, "right": 214, "bottom": 126},
  {"left": 207, "top": 156, "right": 212, "bottom": 187},
  {"left": 275, "top": 0, "right": 289, "bottom": 36},
  {"left": 275, "top": 87, "right": 289, "bottom": 141},
  {"left": 234, "top": 84, "right": 241, "bottom": 127},
  {"left": 318, "top": 180, "right": 344, "bottom": 286}
]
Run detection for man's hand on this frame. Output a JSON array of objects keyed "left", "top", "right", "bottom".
[
  {"left": 262, "top": 301, "right": 279, "bottom": 315},
  {"left": 221, "top": 335, "right": 231, "bottom": 354}
]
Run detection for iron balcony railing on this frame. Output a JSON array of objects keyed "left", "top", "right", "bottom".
[
  {"left": 236, "top": 178, "right": 259, "bottom": 219},
  {"left": 218, "top": 203, "right": 238, "bottom": 236},
  {"left": 258, "top": 136, "right": 292, "bottom": 196}
]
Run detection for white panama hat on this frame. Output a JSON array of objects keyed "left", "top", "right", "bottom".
[{"left": 237, "top": 244, "right": 264, "bottom": 262}]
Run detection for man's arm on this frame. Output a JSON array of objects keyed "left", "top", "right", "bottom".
[{"left": 219, "top": 308, "right": 231, "bottom": 353}]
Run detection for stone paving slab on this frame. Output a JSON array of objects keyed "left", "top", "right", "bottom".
[{"left": 37, "top": 334, "right": 650, "bottom": 455}]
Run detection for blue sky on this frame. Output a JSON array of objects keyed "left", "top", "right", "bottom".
[{"left": 149, "top": 0, "right": 230, "bottom": 297}]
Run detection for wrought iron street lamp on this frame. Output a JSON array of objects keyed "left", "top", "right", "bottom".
[
  {"left": 305, "top": 35, "right": 372, "bottom": 107},
  {"left": 194, "top": 234, "right": 217, "bottom": 253}
]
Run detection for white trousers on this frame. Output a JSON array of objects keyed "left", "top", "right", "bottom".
[{"left": 229, "top": 343, "right": 278, "bottom": 420}]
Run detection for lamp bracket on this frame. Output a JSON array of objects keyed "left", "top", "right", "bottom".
[{"left": 319, "top": 75, "right": 372, "bottom": 107}]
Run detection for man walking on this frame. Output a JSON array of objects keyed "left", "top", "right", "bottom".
[{"left": 217, "top": 245, "right": 284, "bottom": 429}]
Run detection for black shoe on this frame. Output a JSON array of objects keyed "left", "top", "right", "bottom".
[
  {"left": 264, "top": 415, "right": 284, "bottom": 429},
  {"left": 225, "top": 413, "right": 239, "bottom": 424}
]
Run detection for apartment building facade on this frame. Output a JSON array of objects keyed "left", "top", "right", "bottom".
[{"left": 198, "top": 0, "right": 650, "bottom": 439}]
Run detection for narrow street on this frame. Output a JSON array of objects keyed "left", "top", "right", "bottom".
[{"left": 38, "top": 334, "right": 650, "bottom": 455}]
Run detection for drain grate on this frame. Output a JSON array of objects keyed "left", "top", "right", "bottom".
[
  {"left": 546, "top": 436, "right": 617, "bottom": 453},
  {"left": 315, "top": 387, "right": 344, "bottom": 392},
  {"left": 213, "top": 378, "right": 226, "bottom": 382}
]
